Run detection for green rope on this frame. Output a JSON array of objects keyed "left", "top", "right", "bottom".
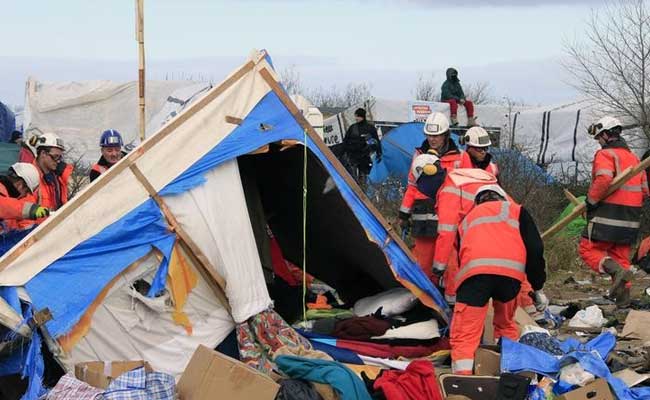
[{"left": 302, "top": 129, "right": 308, "bottom": 322}]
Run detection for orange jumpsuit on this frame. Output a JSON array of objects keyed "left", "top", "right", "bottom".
[{"left": 0, "top": 181, "right": 39, "bottom": 233}]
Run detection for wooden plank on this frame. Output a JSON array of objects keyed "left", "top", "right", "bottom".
[
  {"left": 0, "top": 59, "right": 258, "bottom": 271},
  {"left": 543, "top": 155, "right": 650, "bottom": 239},
  {"left": 225, "top": 116, "right": 243, "bottom": 125},
  {"left": 0, "top": 297, "right": 30, "bottom": 337},
  {"left": 128, "top": 164, "right": 232, "bottom": 314},
  {"left": 564, "top": 188, "right": 582, "bottom": 206},
  {"left": 257, "top": 68, "right": 415, "bottom": 263}
]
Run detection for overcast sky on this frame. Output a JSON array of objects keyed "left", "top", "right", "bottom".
[{"left": 0, "top": 0, "right": 606, "bottom": 106}]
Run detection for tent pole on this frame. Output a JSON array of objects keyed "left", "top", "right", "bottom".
[
  {"left": 128, "top": 164, "right": 232, "bottom": 315},
  {"left": 136, "top": 0, "right": 146, "bottom": 142}
]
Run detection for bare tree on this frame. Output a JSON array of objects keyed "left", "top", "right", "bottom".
[
  {"left": 413, "top": 72, "right": 440, "bottom": 101},
  {"left": 464, "top": 81, "right": 494, "bottom": 105},
  {"left": 279, "top": 65, "right": 303, "bottom": 96},
  {"left": 563, "top": 0, "right": 650, "bottom": 143},
  {"left": 307, "top": 82, "right": 373, "bottom": 108}
]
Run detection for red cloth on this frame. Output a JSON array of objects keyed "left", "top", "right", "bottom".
[
  {"left": 444, "top": 99, "right": 474, "bottom": 118},
  {"left": 336, "top": 337, "right": 450, "bottom": 359},
  {"left": 269, "top": 233, "right": 302, "bottom": 286},
  {"left": 374, "top": 360, "right": 443, "bottom": 400}
]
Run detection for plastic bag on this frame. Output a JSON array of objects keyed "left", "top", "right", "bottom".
[{"left": 568, "top": 305, "right": 607, "bottom": 328}]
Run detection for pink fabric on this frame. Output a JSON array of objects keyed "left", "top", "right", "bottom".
[{"left": 45, "top": 374, "right": 103, "bottom": 400}]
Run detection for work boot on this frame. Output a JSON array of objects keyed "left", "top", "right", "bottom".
[
  {"left": 467, "top": 116, "right": 477, "bottom": 126},
  {"left": 602, "top": 258, "right": 633, "bottom": 302},
  {"left": 450, "top": 115, "right": 459, "bottom": 126},
  {"left": 617, "top": 286, "right": 631, "bottom": 308}
]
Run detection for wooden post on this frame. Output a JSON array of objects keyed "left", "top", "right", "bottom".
[
  {"left": 563, "top": 189, "right": 581, "bottom": 206},
  {"left": 543, "top": 157, "right": 650, "bottom": 240},
  {"left": 136, "top": 0, "right": 145, "bottom": 142}
]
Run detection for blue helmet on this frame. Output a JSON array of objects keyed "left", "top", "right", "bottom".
[{"left": 100, "top": 129, "right": 123, "bottom": 148}]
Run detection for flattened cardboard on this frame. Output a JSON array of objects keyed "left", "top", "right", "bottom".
[
  {"left": 621, "top": 310, "right": 650, "bottom": 341},
  {"left": 75, "top": 360, "right": 152, "bottom": 389},
  {"left": 556, "top": 379, "right": 614, "bottom": 400},
  {"left": 474, "top": 348, "right": 500, "bottom": 376},
  {"left": 177, "top": 344, "right": 279, "bottom": 400},
  {"left": 439, "top": 374, "right": 499, "bottom": 399},
  {"left": 613, "top": 368, "right": 650, "bottom": 388}
]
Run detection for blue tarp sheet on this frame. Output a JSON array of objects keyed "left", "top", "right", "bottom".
[{"left": 0, "top": 102, "right": 15, "bottom": 143}]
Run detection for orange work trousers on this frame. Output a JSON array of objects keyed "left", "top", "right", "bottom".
[
  {"left": 578, "top": 238, "right": 631, "bottom": 272},
  {"left": 413, "top": 237, "right": 436, "bottom": 281}
]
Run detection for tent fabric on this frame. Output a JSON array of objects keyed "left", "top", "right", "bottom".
[
  {"left": 0, "top": 102, "right": 15, "bottom": 143},
  {"left": 0, "top": 143, "right": 19, "bottom": 172}
]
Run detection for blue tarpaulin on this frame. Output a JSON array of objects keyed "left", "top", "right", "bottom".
[{"left": 0, "top": 102, "right": 15, "bottom": 143}]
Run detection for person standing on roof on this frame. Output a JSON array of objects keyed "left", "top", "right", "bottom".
[
  {"left": 33, "top": 132, "right": 72, "bottom": 211},
  {"left": 450, "top": 185, "right": 547, "bottom": 375},
  {"left": 342, "top": 108, "right": 382, "bottom": 186},
  {"left": 459, "top": 126, "right": 498, "bottom": 177},
  {"left": 90, "top": 129, "right": 125, "bottom": 183},
  {"left": 441, "top": 67, "right": 476, "bottom": 127},
  {"left": 399, "top": 112, "right": 465, "bottom": 275},
  {"left": 579, "top": 116, "right": 649, "bottom": 308},
  {"left": 0, "top": 163, "right": 49, "bottom": 232}
]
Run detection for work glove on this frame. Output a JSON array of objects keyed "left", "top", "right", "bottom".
[
  {"left": 459, "top": 98, "right": 465, "bottom": 104},
  {"left": 531, "top": 290, "right": 549, "bottom": 312},
  {"left": 29, "top": 205, "right": 50, "bottom": 219}
]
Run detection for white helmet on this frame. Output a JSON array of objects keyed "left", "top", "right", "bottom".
[
  {"left": 475, "top": 184, "right": 508, "bottom": 203},
  {"left": 10, "top": 162, "right": 40, "bottom": 193},
  {"left": 35, "top": 132, "right": 65, "bottom": 151},
  {"left": 463, "top": 126, "right": 491, "bottom": 147},
  {"left": 423, "top": 112, "right": 450, "bottom": 136},
  {"left": 411, "top": 151, "right": 441, "bottom": 181},
  {"left": 587, "top": 116, "right": 622, "bottom": 138}
]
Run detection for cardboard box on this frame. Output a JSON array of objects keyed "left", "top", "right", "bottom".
[
  {"left": 474, "top": 348, "right": 500, "bottom": 376},
  {"left": 555, "top": 379, "right": 614, "bottom": 400},
  {"left": 621, "top": 310, "right": 650, "bottom": 341},
  {"left": 75, "top": 360, "right": 152, "bottom": 389},
  {"left": 177, "top": 344, "right": 279, "bottom": 400}
]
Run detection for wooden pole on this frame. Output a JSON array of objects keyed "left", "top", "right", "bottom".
[
  {"left": 136, "top": 0, "right": 145, "bottom": 142},
  {"left": 543, "top": 157, "right": 650, "bottom": 240},
  {"left": 563, "top": 189, "right": 581, "bottom": 206}
]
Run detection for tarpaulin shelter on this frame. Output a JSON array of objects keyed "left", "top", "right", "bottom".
[{"left": 0, "top": 51, "right": 447, "bottom": 385}]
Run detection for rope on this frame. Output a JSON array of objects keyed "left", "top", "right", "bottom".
[{"left": 302, "top": 130, "right": 308, "bottom": 322}]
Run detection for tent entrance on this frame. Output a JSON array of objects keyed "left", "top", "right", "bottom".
[{"left": 238, "top": 144, "right": 401, "bottom": 323}]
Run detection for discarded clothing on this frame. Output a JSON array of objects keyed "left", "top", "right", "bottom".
[
  {"left": 345, "top": 364, "right": 384, "bottom": 380},
  {"left": 519, "top": 332, "right": 564, "bottom": 356},
  {"left": 277, "top": 379, "right": 324, "bottom": 400},
  {"left": 100, "top": 366, "right": 175, "bottom": 400},
  {"left": 333, "top": 316, "right": 391, "bottom": 341},
  {"left": 353, "top": 288, "right": 417, "bottom": 318},
  {"left": 276, "top": 355, "right": 372, "bottom": 400},
  {"left": 373, "top": 360, "right": 443, "bottom": 400},
  {"left": 274, "top": 344, "right": 333, "bottom": 361},
  {"left": 371, "top": 320, "right": 439, "bottom": 341},
  {"left": 237, "top": 309, "right": 312, "bottom": 372},
  {"left": 307, "top": 309, "right": 355, "bottom": 320},
  {"left": 359, "top": 356, "right": 411, "bottom": 371},
  {"left": 313, "top": 317, "right": 347, "bottom": 336},
  {"left": 45, "top": 374, "right": 103, "bottom": 400},
  {"left": 336, "top": 338, "right": 451, "bottom": 359}
]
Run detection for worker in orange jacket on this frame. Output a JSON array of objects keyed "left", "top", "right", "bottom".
[
  {"left": 0, "top": 163, "right": 49, "bottom": 232},
  {"left": 579, "top": 116, "right": 649, "bottom": 307},
  {"left": 451, "top": 185, "right": 547, "bottom": 375},
  {"left": 459, "top": 126, "right": 499, "bottom": 177},
  {"left": 32, "top": 133, "right": 73, "bottom": 211},
  {"left": 89, "top": 129, "right": 126, "bottom": 183},
  {"left": 431, "top": 168, "right": 498, "bottom": 303},
  {"left": 399, "top": 112, "right": 465, "bottom": 276}
]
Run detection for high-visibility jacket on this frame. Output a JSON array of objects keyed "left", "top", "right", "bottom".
[
  {"left": 457, "top": 200, "right": 527, "bottom": 288},
  {"left": 432, "top": 169, "right": 499, "bottom": 272},
  {"left": 460, "top": 151, "right": 499, "bottom": 177},
  {"left": 400, "top": 139, "right": 465, "bottom": 215},
  {"left": 584, "top": 141, "right": 649, "bottom": 244},
  {"left": 34, "top": 162, "right": 73, "bottom": 211},
  {"left": 0, "top": 181, "right": 39, "bottom": 232}
]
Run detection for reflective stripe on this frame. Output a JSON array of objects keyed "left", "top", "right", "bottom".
[
  {"left": 460, "top": 202, "right": 519, "bottom": 232},
  {"left": 605, "top": 149, "right": 621, "bottom": 174},
  {"left": 586, "top": 196, "right": 597, "bottom": 205},
  {"left": 399, "top": 206, "right": 411, "bottom": 214},
  {"left": 21, "top": 202, "right": 34, "bottom": 219},
  {"left": 590, "top": 216, "right": 641, "bottom": 228},
  {"left": 595, "top": 168, "right": 614, "bottom": 177},
  {"left": 621, "top": 184, "right": 644, "bottom": 192},
  {"left": 457, "top": 257, "right": 526, "bottom": 281},
  {"left": 438, "top": 223, "right": 458, "bottom": 232},
  {"left": 412, "top": 213, "right": 438, "bottom": 221},
  {"left": 433, "top": 261, "right": 447, "bottom": 272},
  {"left": 440, "top": 186, "right": 476, "bottom": 201},
  {"left": 452, "top": 359, "right": 474, "bottom": 373}
]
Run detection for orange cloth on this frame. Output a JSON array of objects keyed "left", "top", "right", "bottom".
[
  {"left": 307, "top": 294, "right": 332, "bottom": 310},
  {"left": 168, "top": 243, "right": 198, "bottom": 334},
  {"left": 517, "top": 279, "right": 535, "bottom": 313}
]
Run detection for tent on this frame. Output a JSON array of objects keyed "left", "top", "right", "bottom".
[{"left": 0, "top": 50, "right": 448, "bottom": 387}]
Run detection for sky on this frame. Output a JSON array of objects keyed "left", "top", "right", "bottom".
[{"left": 0, "top": 0, "right": 606, "bottom": 107}]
